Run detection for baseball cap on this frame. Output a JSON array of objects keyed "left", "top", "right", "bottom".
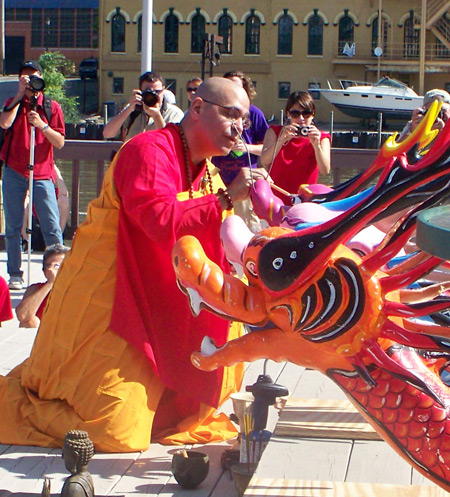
[
  {"left": 19, "top": 60, "right": 43, "bottom": 75},
  {"left": 423, "top": 89, "right": 450, "bottom": 106}
]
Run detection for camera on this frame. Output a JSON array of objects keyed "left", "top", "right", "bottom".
[
  {"left": 295, "top": 125, "right": 310, "bottom": 137},
  {"left": 28, "top": 75, "right": 45, "bottom": 92},
  {"left": 141, "top": 89, "right": 160, "bottom": 108}
]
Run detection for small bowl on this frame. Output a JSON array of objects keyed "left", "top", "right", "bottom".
[{"left": 171, "top": 450, "right": 210, "bottom": 489}]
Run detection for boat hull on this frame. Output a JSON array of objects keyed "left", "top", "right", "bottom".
[{"left": 320, "top": 89, "right": 423, "bottom": 120}]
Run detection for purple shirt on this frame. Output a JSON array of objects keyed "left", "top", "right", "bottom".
[{"left": 212, "top": 104, "right": 269, "bottom": 186}]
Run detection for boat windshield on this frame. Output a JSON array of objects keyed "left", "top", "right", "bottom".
[{"left": 375, "top": 77, "right": 407, "bottom": 89}]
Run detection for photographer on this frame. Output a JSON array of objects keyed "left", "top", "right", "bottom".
[
  {"left": 103, "top": 71, "right": 183, "bottom": 142},
  {"left": 260, "top": 90, "right": 330, "bottom": 203},
  {"left": 0, "top": 60, "right": 65, "bottom": 290},
  {"left": 397, "top": 89, "right": 450, "bottom": 142}
]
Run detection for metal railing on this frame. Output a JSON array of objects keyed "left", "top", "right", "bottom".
[
  {"left": 334, "top": 41, "right": 450, "bottom": 62},
  {"left": 54, "top": 140, "right": 378, "bottom": 239}
]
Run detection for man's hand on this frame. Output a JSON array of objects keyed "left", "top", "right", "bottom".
[
  {"left": 227, "top": 167, "right": 270, "bottom": 203},
  {"left": 28, "top": 110, "right": 45, "bottom": 129}
]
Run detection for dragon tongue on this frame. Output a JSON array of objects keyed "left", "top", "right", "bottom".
[{"left": 200, "top": 336, "right": 224, "bottom": 357}]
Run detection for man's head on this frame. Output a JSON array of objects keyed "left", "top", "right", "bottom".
[
  {"left": 19, "top": 60, "right": 45, "bottom": 98},
  {"left": 183, "top": 77, "right": 250, "bottom": 162},
  {"left": 139, "top": 71, "right": 165, "bottom": 109},
  {"left": 186, "top": 77, "right": 203, "bottom": 103},
  {"left": 223, "top": 71, "right": 257, "bottom": 100},
  {"left": 62, "top": 430, "right": 94, "bottom": 474},
  {"left": 43, "top": 243, "right": 69, "bottom": 275},
  {"left": 421, "top": 89, "right": 450, "bottom": 124}
]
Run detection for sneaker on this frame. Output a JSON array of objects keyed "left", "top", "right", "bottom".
[{"left": 8, "top": 276, "right": 23, "bottom": 290}]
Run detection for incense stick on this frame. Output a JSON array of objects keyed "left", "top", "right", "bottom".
[{"left": 270, "top": 183, "right": 293, "bottom": 197}]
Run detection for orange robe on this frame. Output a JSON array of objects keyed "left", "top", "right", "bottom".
[{"left": 0, "top": 130, "right": 244, "bottom": 452}]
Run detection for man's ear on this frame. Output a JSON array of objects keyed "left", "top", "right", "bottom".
[{"left": 189, "top": 97, "right": 202, "bottom": 120}]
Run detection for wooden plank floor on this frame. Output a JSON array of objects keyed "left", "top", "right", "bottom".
[{"left": 0, "top": 249, "right": 306, "bottom": 497}]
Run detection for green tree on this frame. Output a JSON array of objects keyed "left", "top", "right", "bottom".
[{"left": 38, "top": 51, "right": 80, "bottom": 124}]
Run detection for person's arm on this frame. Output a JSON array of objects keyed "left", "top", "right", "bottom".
[
  {"left": 15, "top": 283, "right": 52, "bottom": 328},
  {"left": 0, "top": 76, "right": 28, "bottom": 129},
  {"left": 28, "top": 110, "right": 64, "bottom": 149},
  {"left": 144, "top": 105, "right": 166, "bottom": 129},
  {"left": 309, "top": 128, "right": 331, "bottom": 176},
  {"left": 103, "top": 90, "right": 142, "bottom": 139}
]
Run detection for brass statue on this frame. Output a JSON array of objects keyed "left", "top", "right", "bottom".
[{"left": 60, "top": 430, "right": 95, "bottom": 497}]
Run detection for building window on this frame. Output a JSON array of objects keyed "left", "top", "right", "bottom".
[
  {"left": 279, "top": 82, "right": 290, "bottom": 99},
  {"left": 218, "top": 13, "right": 232, "bottom": 54},
  {"left": 137, "top": 15, "right": 142, "bottom": 53},
  {"left": 113, "top": 77, "right": 124, "bottom": 94},
  {"left": 371, "top": 15, "right": 388, "bottom": 55},
  {"left": 76, "top": 8, "right": 95, "bottom": 48},
  {"left": 245, "top": 13, "right": 260, "bottom": 54},
  {"left": 308, "top": 82, "right": 321, "bottom": 100},
  {"left": 166, "top": 78, "right": 177, "bottom": 98},
  {"left": 338, "top": 11, "right": 354, "bottom": 54},
  {"left": 191, "top": 12, "right": 206, "bottom": 53},
  {"left": 278, "top": 11, "right": 293, "bottom": 55},
  {"left": 111, "top": 10, "right": 126, "bottom": 52},
  {"left": 165, "top": 11, "right": 179, "bottom": 53},
  {"left": 43, "top": 9, "right": 58, "bottom": 49},
  {"left": 404, "top": 12, "right": 419, "bottom": 59},
  {"left": 308, "top": 10, "right": 323, "bottom": 56}
]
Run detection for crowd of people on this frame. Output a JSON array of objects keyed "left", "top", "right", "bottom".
[{"left": 0, "top": 58, "right": 448, "bottom": 453}]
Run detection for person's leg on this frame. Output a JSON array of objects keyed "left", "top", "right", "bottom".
[
  {"left": 32, "top": 179, "right": 63, "bottom": 247},
  {"left": 2, "top": 166, "right": 27, "bottom": 278}
]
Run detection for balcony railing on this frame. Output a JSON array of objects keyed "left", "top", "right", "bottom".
[
  {"left": 52, "top": 140, "right": 378, "bottom": 239},
  {"left": 333, "top": 41, "right": 450, "bottom": 62}
]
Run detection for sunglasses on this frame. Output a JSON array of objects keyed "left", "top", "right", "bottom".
[
  {"left": 187, "top": 87, "right": 198, "bottom": 93},
  {"left": 201, "top": 98, "right": 252, "bottom": 130},
  {"left": 289, "top": 109, "right": 313, "bottom": 118}
]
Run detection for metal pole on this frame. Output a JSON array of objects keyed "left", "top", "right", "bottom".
[
  {"left": 141, "top": 0, "right": 153, "bottom": 74},
  {"left": 330, "top": 111, "right": 334, "bottom": 146},
  {"left": 377, "top": 112, "right": 383, "bottom": 148},
  {"left": 27, "top": 126, "right": 35, "bottom": 287},
  {"left": 419, "top": 0, "right": 427, "bottom": 95},
  {"left": 377, "top": 0, "right": 382, "bottom": 81},
  {"left": 0, "top": 0, "right": 4, "bottom": 74}
]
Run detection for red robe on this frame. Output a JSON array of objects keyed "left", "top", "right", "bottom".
[{"left": 111, "top": 124, "right": 230, "bottom": 408}]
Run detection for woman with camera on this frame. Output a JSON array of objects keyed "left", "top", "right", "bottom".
[
  {"left": 260, "top": 90, "right": 330, "bottom": 202},
  {"left": 103, "top": 71, "right": 183, "bottom": 142}
]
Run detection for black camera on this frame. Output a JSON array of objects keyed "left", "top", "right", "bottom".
[
  {"left": 295, "top": 125, "right": 310, "bottom": 137},
  {"left": 141, "top": 89, "right": 160, "bottom": 108},
  {"left": 28, "top": 75, "right": 45, "bottom": 92}
]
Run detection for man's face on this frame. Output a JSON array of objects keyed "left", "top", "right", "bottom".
[
  {"left": 197, "top": 87, "right": 250, "bottom": 156},
  {"left": 43, "top": 253, "right": 65, "bottom": 279},
  {"left": 20, "top": 68, "right": 41, "bottom": 99},
  {"left": 140, "top": 80, "right": 164, "bottom": 109}
]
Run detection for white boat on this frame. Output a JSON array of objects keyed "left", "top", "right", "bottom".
[{"left": 319, "top": 77, "right": 423, "bottom": 120}]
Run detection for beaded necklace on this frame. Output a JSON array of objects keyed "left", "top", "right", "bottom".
[{"left": 177, "top": 123, "right": 213, "bottom": 199}]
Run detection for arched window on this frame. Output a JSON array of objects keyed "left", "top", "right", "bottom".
[
  {"left": 308, "top": 10, "right": 323, "bottom": 55},
  {"left": 245, "top": 13, "right": 260, "bottom": 54},
  {"left": 371, "top": 15, "right": 388, "bottom": 55},
  {"left": 137, "top": 15, "right": 142, "bottom": 53},
  {"left": 218, "top": 13, "right": 232, "bottom": 54},
  {"left": 338, "top": 11, "right": 354, "bottom": 54},
  {"left": 191, "top": 12, "right": 205, "bottom": 53},
  {"left": 404, "top": 12, "right": 419, "bottom": 58},
  {"left": 111, "top": 9, "right": 125, "bottom": 52},
  {"left": 278, "top": 11, "right": 293, "bottom": 55},
  {"left": 165, "top": 10, "right": 179, "bottom": 53}
]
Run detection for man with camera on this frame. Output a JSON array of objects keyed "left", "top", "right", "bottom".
[
  {"left": 0, "top": 60, "right": 65, "bottom": 290},
  {"left": 103, "top": 71, "right": 183, "bottom": 142}
]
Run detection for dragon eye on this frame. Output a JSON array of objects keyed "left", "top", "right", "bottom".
[
  {"left": 272, "top": 257, "right": 284, "bottom": 270},
  {"left": 290, "top": 251, "right": 297, "bottom": 259}
]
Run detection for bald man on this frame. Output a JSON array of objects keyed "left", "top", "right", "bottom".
[{"left": 0, "top": 78, "right": 268, "bottom": 452}]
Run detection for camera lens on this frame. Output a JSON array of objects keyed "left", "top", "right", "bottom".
[
  {"left": 141, "top": 89, "right": 159, "bottom": 107},
  {"left": 29, "top": 75, "right": 45, "bottom": 92},
  {"left": 300, "top": 126, "right": 309, "bottom": 137}
]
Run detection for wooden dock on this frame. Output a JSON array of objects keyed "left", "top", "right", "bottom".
[{"left": 0, "top": 250, "right": 448, "bottom": 496}]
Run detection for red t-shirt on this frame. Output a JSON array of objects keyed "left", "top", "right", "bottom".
[
  {"left": 111, "top": 124, "right": 230, "bottom": 407},
  {"left": 269, "top": 125, "right": 331, "bottom": 201},
  {"left": 0, "top": 276, "right": 12, "bottom": 323},
  {"left": 0, "top": 93, "right": 65, "bottom": 180}
]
